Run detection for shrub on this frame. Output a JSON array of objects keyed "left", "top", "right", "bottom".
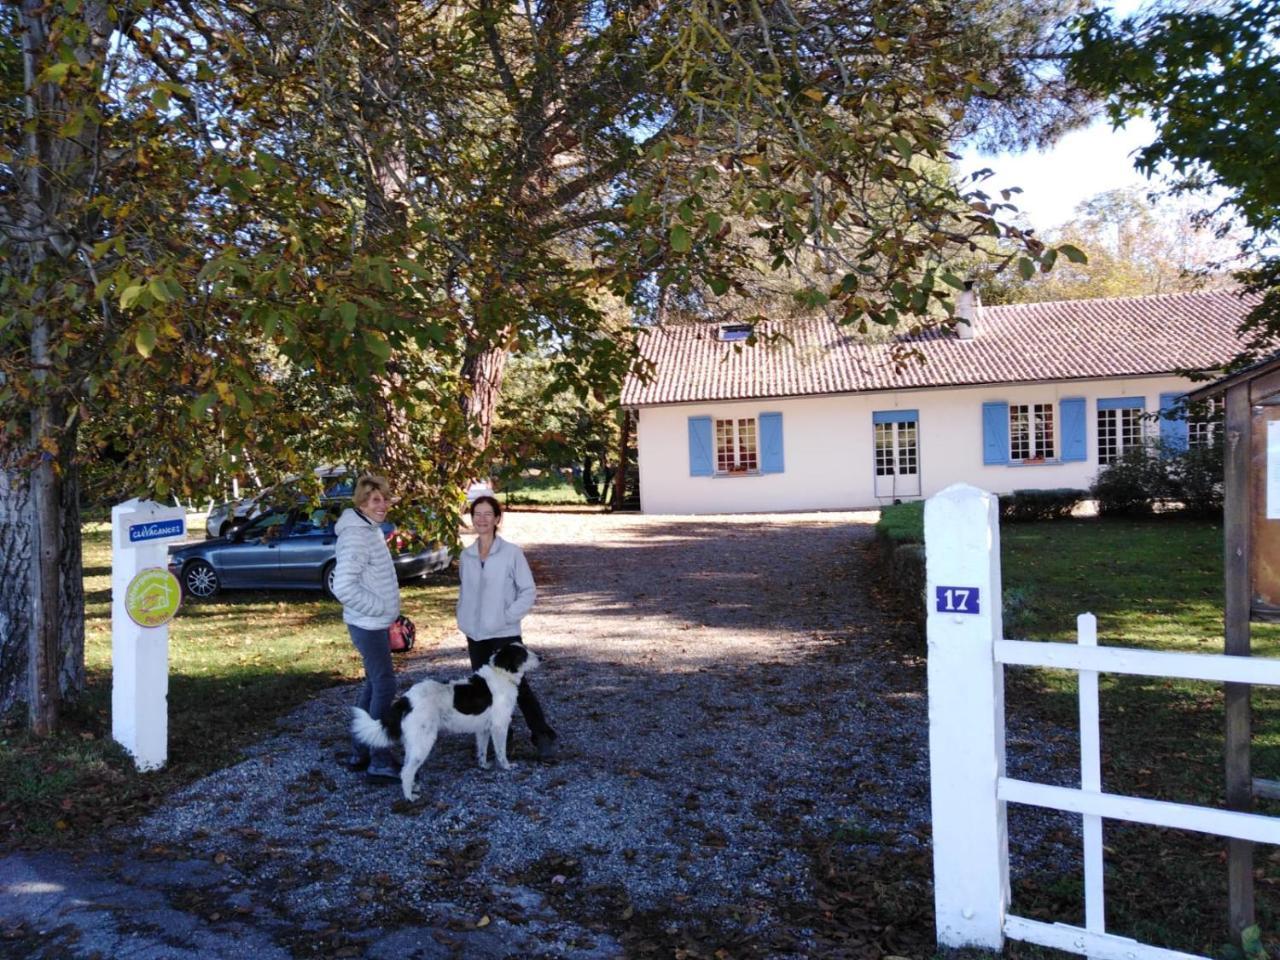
[
  {"left": 1090, "top": 445, "right": 1169, "bottom": 516},
  {"left": 876, "top": 500, "right": 923, "bottom": 545},
  {"left": 999, "top": 488, "right": 1087, "bottom": 522},
  {"left": 1090, "top": 438, "right": 1225, "bottom": 518},
  {"left": 1165, "top": 439, "right": 1224, "bottom": 517}
]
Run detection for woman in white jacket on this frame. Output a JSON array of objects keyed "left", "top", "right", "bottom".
[
  {"left": 457, "top": 495, "right": 557, "bottom": 760},
  {"left": 332, "top": 473, "right": 401, "bottom": 782}
]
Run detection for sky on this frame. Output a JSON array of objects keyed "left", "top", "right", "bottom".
[{"left": 958, "top": 116, "right": 1159, "bottom": 235}]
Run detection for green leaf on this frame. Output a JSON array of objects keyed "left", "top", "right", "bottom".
[
  {"left": 708, "top": 276, "right": 729, "bottom": 296},
  {"left": 705, "top": 211, "right": 723, "bottom": 236},
  {"left": 363, "top": 331, "right": 391, "bottom": 363},
  {"left": 940, "top": 272, "right": 966, "bottom": 290},
  {"left": 1059, "top": 243, "right": 1088, "bottom": 264},
  {"left": 135, "top": 324, "right": 157, "bottom": 358},
  {"left": 1242, "top": 925, "right": 1267, "bottom": 960},
  {"left": 39, "top": 62, "right": 73, "bottom": 84},
  {"left": 1017, "top": 257, "right": 1035, "bottom": 281},
  {"left": 119, "top": 284, "right": 145, "bottom": 310},
  {"left": 190, "top": 392, "right": 217, "bottom": 419},
  {"left": 669, "top": 225, "right": 691, "bottom": 253},
  {"left": 147, "top": 278, "right": 173, "bottom": 303},
  {"left": 338, "top": 302, "right": 358, "bottom": 328}
]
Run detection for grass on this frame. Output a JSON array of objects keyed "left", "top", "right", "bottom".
[
  {"left": 998, "top": 517, "right": 1280, "bottom": 954},
  {"left": 878, "top": 503, "right": 1280, "bottom": 953},
  {"left": 0, "top": 522, "right": 459, "bottom": 849},
  {"left": 500, "top": 470, "right": 591, "bottom": 506}
]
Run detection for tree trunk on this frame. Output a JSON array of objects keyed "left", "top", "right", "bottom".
[
  {"left": 611, "top": 409, "right": 632, "bottom": 511},
  {"left": 460, "top": 340, "right": 509, "bottom": 454},
  {"left": 10, "top": 0, "right": 110, "bottom": 730},
  {"left": 0, "top": 450, "right": 84, "bottom": 719}
]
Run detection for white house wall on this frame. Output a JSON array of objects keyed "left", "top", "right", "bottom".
[{"left": 634, "top": 375, "right": 1194, "bottom": 514}]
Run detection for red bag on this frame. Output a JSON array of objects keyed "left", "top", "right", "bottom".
[{"left": 389, "top": 615, "right": 416, "bottom": 652}]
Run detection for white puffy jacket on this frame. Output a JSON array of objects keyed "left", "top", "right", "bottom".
[
  {"left": 456, "top": 536, "right": 536, "bottom": 641},
  {"left": 332, "top": 507, "right": 400, "bottom": 629}
]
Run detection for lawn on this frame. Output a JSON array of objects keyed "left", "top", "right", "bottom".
[
  {"left": 0, "top": 521, "right": 460, "bottom": 848},
  {"left": 877, "top": 503, "right": 1280, "bottom": 953},
  {"left": 500, "top": 470, "right": 592, "bottom": 506}
]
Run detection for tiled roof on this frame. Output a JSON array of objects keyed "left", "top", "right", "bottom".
[{"left": 621, "top": 289, "right": 1257, "bottom": 407}]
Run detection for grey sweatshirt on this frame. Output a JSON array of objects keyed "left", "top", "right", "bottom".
[
  {"left": 456, "top": 536, "right": 536, "bottom": 640},
  {"left": 332, "top": 507, "right": 401, "bottom": 629}
]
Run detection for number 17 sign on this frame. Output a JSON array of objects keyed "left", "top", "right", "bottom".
[{"left": 936, "top": 586, "right": 980, "bottom": 615}]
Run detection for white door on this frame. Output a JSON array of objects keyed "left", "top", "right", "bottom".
[{"left": 874, "top": 416, "right": 921, "bottom": 499}]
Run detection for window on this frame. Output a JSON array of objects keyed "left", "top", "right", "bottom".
[
  {"left": 874, "top": 422, "right": 896, "bottom": 476},
  {"left": 1189, "top": 397, "right": 1224, "bottom": 448},
  {"left": 875, "top": 419, "right": 919, "bottom": 475},
  {"left": 1009, "top": 403, "right": 1055, "bottom": 462},
  {"left": 715, "top": 417, "right": 758, "bottom": 473},
  {"left": 718, "top": 323, "right": 752, "bottom": 342},
  {"left": 1098, "top": 402, "right": 1144, "bottom": 465}
]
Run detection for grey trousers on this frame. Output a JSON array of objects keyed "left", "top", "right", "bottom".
[{"left": 348, "top": 623, "right": 396, "bottom": 767}]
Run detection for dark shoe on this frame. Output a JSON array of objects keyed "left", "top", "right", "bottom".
[
  {"left": 342, "top": 752, "right": 370, "bottom": 772},
  {"left": 366, "top": 763, "right": 400, "bottom": 783},
  {"left": 366, "top": 748, "right": 400, "bottom": 783},
  {"left": 535, "top": 737, "right": 559, "bottom": 763}
]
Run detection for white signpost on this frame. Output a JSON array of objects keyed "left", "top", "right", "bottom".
[{"left": 111, "top": 499, "right": 187, "bottom": 771}]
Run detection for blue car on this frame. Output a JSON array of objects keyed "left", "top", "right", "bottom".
[{"left": 169, "top": 504, "right": 451, "bottom": 599}]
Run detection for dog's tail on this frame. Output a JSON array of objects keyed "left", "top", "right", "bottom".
[{"left": 350, "top": 695, "right": 412, "bottom": 748}]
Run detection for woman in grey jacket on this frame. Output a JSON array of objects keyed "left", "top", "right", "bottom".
[
  {"left": 457, "top": 495, "right": 557, "bottom": 760},
  {"left": 332, "top": 473, "right": 401, "bottom": 782}
]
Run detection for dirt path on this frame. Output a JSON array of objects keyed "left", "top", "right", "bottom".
[{"left": 0, "top": 511, "right": 1072, "bottom": 959}]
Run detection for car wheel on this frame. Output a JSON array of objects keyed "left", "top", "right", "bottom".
[
  {"left": 322, "top": 561, "right": 337, "bottom": 599},
  {"left": 183, "top": 560, "right": 220, "bottom": 599}
]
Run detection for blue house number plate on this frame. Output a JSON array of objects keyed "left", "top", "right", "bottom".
[{"left": 936, "top": 586, "right": 980, "bottom": 615}]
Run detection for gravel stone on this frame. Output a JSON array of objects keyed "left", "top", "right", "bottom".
[{"left": 2, "top": 510, "right": 1081, "bottom": 957}]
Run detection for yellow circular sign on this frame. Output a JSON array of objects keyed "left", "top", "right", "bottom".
[{"left": 125, "top": 568, "right": 182, "bottom": 628}]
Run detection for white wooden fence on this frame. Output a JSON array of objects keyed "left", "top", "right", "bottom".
[{"left": 925, "top": 484, "right": 1280, "bottom": 960}]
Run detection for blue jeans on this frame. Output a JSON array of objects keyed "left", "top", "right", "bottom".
[{"left": 348, "top": 623, "right": 396, "bottom": 764}]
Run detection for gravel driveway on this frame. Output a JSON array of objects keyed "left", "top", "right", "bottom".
[{"left": 3, "top": 510, "right": 1075, "bottom": 959}]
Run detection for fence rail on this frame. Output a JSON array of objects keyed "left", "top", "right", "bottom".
[{"left": 925, "top": 483, "right": 1279, "bottom": 960}]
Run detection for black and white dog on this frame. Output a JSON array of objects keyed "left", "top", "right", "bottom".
[{"left": 351, "top": 643, "right": 539, "bottom": 801}]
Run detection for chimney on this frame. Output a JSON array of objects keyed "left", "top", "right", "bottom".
[{"left": 956, "top": 281, "right": 981, "bottom": 340}]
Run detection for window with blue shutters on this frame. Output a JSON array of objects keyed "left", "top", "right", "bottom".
[{"left": 690, "top": 413, "right": 785, "bottom": 476}]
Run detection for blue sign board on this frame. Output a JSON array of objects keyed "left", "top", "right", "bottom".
[
  {"left": 128, "top": 518, "right": 186, "bottom": 544},
  {"left": 935, "top": 586, "right": 980, "bottom": 615}
]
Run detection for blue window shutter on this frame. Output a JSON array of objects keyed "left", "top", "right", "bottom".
[
  {"left": 1159, "top": 392, "right": 1188, "bottom": 452},
  {"left": 759, "top": 413, "right": 784, "bottom": 474},
  {"left": 1060, "top": 397, "right": 1087, "bottom": 462},
  {"left": 1097, "top": 396, "right": 1145, "bottom": 411},
  {"left": 873, "top": 409, "right": 918, "bottom": 425},
  {"left": 688, "top": 417, "right": 713, "bottom": 476},
  {"left": 982, "top": 402, "right": 1009, "bottom": 465}
]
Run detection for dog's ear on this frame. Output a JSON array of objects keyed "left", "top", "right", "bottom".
[{"left": 491, "top": 643, "right": 528, "bottom": 674}]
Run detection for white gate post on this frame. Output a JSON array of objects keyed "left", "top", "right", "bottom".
[
  {"left": 925, "top": 483, "right": 1008, "bottom": 950},
  {"left": 111, "top": 499, "right": 186, "bottom": 771}
]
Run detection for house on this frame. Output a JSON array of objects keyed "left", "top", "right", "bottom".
[{"left": 620, "top": 288, "right": 1255, "bottom": 514}]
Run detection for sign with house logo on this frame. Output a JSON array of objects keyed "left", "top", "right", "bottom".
[{"left": 124, "top": 567, "right": 182, "bottom": 628}]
